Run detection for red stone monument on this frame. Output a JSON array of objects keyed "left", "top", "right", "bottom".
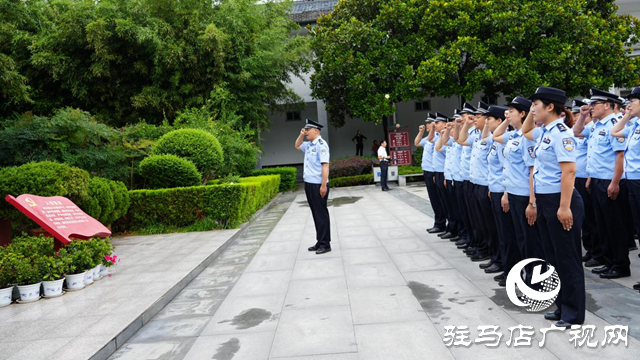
[{"left": 4, "top": 194, "right": 111, "bottom": 246}]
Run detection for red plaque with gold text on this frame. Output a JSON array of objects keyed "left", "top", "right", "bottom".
[{"left": 5, "top": 194, "right": 111, "bottom": 244}]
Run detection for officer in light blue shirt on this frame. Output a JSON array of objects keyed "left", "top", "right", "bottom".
[
  {"left": 433, "top": 112, "right": 456, "bottom": 239},
  {"left": 295, "top": 119, "right": 332, "bottom": 255},
  {"left": 523, "top": 86, "right": 585, "bottom": 328},
  {"left": 438, "top": 115, "right": 463, "bottom": 241},
  {"left": 447, "top": 109, "right": 469, "bottom": 246},
  {"left": 416, "top": 114, "right": 447, "bottom": 232},
  {"left": 573, "top": 88, "right": 632, "bottom": 279}
]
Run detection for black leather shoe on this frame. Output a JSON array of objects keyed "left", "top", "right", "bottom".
[
  {"left": 471, "top": 254, "right": 490, "bottom": 262},
  {"left": 427, "top": 227, "right": 446, "bottom": 234},
  {"left": 382, "top": 188, "right": 389, "bottom": 191},
  {"left": 554, "top": 320, "right": 576, "bottom": 329},
  {"left": 544, "top": 312, "right": 561, "bottom": 321},
  {"left": 494, "top": 274, "right": 505, "bottom": 281},
  {"left": 591, "top": 266, "right": 611, "bottom": 274},
  {"left": 464, "top": 247, "right": 476, "bottom": 254},
  {"left": 308, "top": 246, "right": 318, "bottom": 251},
  {"left": 584, "top": 258, "right": 602, "bottom": 268},
  {"left": 316, "top": 247, "right": 332, "bottom": 255},
  {"left": 599, "top": 269, "right": 630, "bottom": 279},
  {"left": 479, "top": 261, "right": 493, "bottom": 269},
  {"left": 484, "top": 264, "right": 503, "bottom": 274},
  {"left": 455, "top": 239, "right": 467, "bottom": 246},
  {"left": 498, "top": 279, "right": 506, "bottom": 287},
  {"left": 457, "top": 243, "right": 469, "bottom": 249},
  {"left": 633, "top": 283, "right": 640, "bottom": 290},
  {"left": 581, "top": 254, "right": 591, "bottom": 262},
  {"left": 630, "top": 246, "right": 638, "bottom": 251},
  {"left": 438, "top": 232, "right": 454, "bottom": 238},
  {"left": 448, "top": 236, "right": 461, "bottom": 242}
]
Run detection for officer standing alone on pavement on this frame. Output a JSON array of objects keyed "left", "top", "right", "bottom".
[{"left": 295, "top": 119, "right": 332, "bottom": 255}]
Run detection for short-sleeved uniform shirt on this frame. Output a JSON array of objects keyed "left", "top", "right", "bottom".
[
  {"left": 622, "top": 117, "right": 640, "bottom": 180},
  {"left": 432, "top": 133, "right": 446, "bottom": 172},
  {"left": 459, "top": 127, "right": 478, "bottom": 181},
  {"left": 532, "top": 120, "right": 576, "bottom": 194},
  {"left": 582, "top": 113, "right": 628, "bottom": 180},
  {"left": 444, "top": 138, "right": 455, "bottom": 181},
  {"left": 420, "top": 137, "right": 435, "bottom": 172},
  {"left": 300, "top": 136, "right": 330, "bottom": 184},
  {"left": 502, "top": 130, "right": 531, "bottom": 196},
  {"left": 487, "top": 138, "right": 505, "bottom": 193},
  {"left": 469, "top": 133, "right": 492, "bottom": 186},
  {"left": 450, "top": 142, "right": 464, "bottom": 182},
  {"left": 574, "top": 133, "right": 589, "bottom": 179}
]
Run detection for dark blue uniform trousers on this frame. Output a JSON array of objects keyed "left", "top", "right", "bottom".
[
  {"left": 490, "top": 192, "right": 511, "bottom": 270},
  {"left": 507, "top": 194, "right": 544, "bottom": 288},
  {"left": 574, "top": 177, "right": 598, "bottom": 258},
  {"left": 434, "top": 172, "right": 451, "bottom": 232},
  {"left": 424, "top": 171, "right": 446, "bottom": 229},
  {"left": 591, "top": 178, "right": 632, "bottom": 274},
  {"left": 465, "top": 181, "right": 485, "bottom": 249},
  {"left": 454, "top": 180, "right": 471, "bottom": 242},
  {"left": 536, "top": 190, "right": 585, "bottom": 325},
  {"left": 627, "top": 180, "right": 640, "bottom": 246},
  {"left": 472, "top": 184, "right": 497, "bottom": 258},
  {"left": 445, "top": 179, "right": 460, "bottom": 236},
  {"left": 305, "top": 182, "right": 331, "bottom": 249}
]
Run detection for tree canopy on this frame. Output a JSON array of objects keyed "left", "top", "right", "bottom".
[
  {"left": 310, "top": 0, "right": 640, "bottom": 127},
  {"left": 0, "top": 0, "right": 310, "bottom": 128}
]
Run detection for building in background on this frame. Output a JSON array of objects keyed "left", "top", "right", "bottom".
[{"left": 259, "top": 0, "right": 640, "bottom": 168}]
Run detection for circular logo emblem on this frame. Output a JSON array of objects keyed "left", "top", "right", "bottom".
[{"left": 506, "top": 258, "right": 560, "bottom": 312}]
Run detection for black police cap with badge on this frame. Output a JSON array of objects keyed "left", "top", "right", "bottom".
[
  {"left": 528, "top": 86, "right": 567, "bottom": 104},
  {"left": 571, "top": 99, "right": 587, "bottom": 113},
  {"left": 486, "top": 105, "right": 508, "bottom": 120},
  {"left": 505, "top": 96, "right": 532, "bottom": 113},
  {"left": 426, "top": 113, "right": 436, "bottom": 123},
  {"left": 588, "top": 88, "right": 622, "bottom": 105},
  {"left": 304, "top": 118, "right": 324, "bottom": 130},
  {"left": 435, "top": 112, "right": 448, "bottom": 122},
  {"left": 452, "top": 109, "right": 462, "bottom": 120},
  {"left": 625, "top": 87, "right": 640, "bottom": 101},
  {"left": 475, "top": 100, "right": 489, "bottom": 115},
  {"left": 460, "top": 102, "right": 477, "bottom": 114}
]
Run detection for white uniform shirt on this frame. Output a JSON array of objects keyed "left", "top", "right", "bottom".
[{"left": 378, "top": 146, "right": 388, "bottom": 160}]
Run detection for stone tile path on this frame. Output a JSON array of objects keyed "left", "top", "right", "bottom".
[{"left": 109, "top": 184, "right": 640, "bottom": 359}]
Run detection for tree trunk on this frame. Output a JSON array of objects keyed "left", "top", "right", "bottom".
[{"left": 382, "top": 115, "right": 389, "bottom": 145}]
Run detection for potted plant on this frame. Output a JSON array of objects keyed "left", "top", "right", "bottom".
[
  {"left": 99, "top": 238, "right": 118, "bottom": 278},
  {"left": 2, "top": 252, "right": 43, "bottom": 303},
  {"left": 41, "top": 249, "right": 72, "bottom": 298},
  {"left": 0, "top": 247, "right": 14, "bottom": 307},
  {"left": 65, "top": 241, "right": 93, "bottom": 290}
]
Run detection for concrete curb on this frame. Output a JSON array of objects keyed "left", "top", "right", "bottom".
[{"left": 90, "top": 193, "right": 283, "bottom": 360}]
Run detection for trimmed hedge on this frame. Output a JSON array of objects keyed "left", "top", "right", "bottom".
[
  {"left": 151, "top": 129, "right": 223, "bottom": 180},
  {"left": 399, "top": 165, "right": 423, "bottom": 175},
  {"left": 330, "top": 174, "right": 374, "bottom": 188},
  {"left": 139, "top": 154, "right": 202, "bottom": 189},
  {"left": 329, "top": 157, "right": 373, "bottom": 179},
  {"left": 119, "top": 175, "right": 280, "bottom": 230},
  {"left": 250, "top": 167, "right": 297, "bottom": 192},
  {"left": 83, "top": 177, "right": 115, "bottom": 224}
]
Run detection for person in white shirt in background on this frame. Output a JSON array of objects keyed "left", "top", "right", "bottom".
[{"left": 378, "top": 140, "right": 391, "bottom": 191}]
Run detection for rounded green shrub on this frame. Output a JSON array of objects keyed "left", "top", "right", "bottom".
[
  {"left": 151, "top": 129, "right": 223, "bottom": 181},
  {"left": 82, "top": 177, "right": 116, "bottom": 224},
  {"left": 0, "top": 161, "right": 91, "bottom": 229},
  {"left": 139, "top": 154, "right": 202, "bottom": 189},
  {"left": 108, "top": 180, "right": 130, "bottom": 224}
]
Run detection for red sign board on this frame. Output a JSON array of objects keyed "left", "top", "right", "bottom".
[
  {"left": 5, "top": 194, "right": 111, "bottom": 244},
  {"left": 391, "top": 150, "right": 412, "bottom": 165},
  {"left": 389, "top": 132, "right": 410, "bottom": 148}
]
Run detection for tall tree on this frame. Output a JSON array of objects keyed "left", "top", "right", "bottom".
[
  {"left": 310, "top": 0, "right": 640, "bottom": 127},
  {"left": 0, "top": 0, "right": 310, "bottom": 129}
]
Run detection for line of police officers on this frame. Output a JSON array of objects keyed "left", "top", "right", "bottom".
[{"left": 416, "top": 86, "right": 640, "bottom": 328}]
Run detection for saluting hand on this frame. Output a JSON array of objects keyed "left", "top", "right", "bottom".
[
  {"left": 419, "top": 125, "right": 425, "bottom": 131},
  {"left": 557, "top": 207, "right": 573, "bottom": 231},
  {"left": 300, "top": 128, "right": 306, "bottom": 136}
]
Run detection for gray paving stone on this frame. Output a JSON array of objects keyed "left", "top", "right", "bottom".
[
  {"left": 354, "top": 321, "right": 454, "bottom": 360},
  {"left": 245, "top": 253, "right": 298, "bottom": 273},
  {"left": 284, "top": 277, "right": 349, "bottom": 310},
  {"left": 255, "top": 241, "right": 300, "bottom": 256},
  {"left": 379, "top": 236, "right": 432, "bottom": 253},
  {"left": 152, "top": 299, "right": 223, "bottom": 320},
  {"left": 337, "top": 226, "right": 376, "bottom": 238},
  {"left": 291, "top": 258, "right": 345, "bottom": 281},
  {"left": 7, "top": 337, "right": 73, "bottom": 360},
  {"left": 126, "top": 317, "right": 210, "bottom": 343},
  {"left": 183, "top": 331, "right": 275, "bottom": 360},
  {"left": 342, "top": 247, "right": 392, "bottom": 266},
  {"left": 344, "top": 262, "right": 406, "bottom": 289},
  {"left": 270, "top": 306, "right": 357, "bottom": 358},
  {"left": 227, "top": 270, "right": 292, "bottom": 298},
  {"left": 108, "top": 338, "right": 196, "bottom": 360},
  {"left": 372, "top": 226, "right": 418, "bottom": 239},
  {"left": 270, "top": 354, "right": 359, "bottom": 360},
  {"left": 202, "top": 294, "right": 285, "bottom": 335},
  {"left": 349, "top": 286, "right": 425, "bottom": 325},
  {"left": 390, "top": 251, "right": 453, "bottom": 273},
  {"left": 338, "top": 235, "right": 382, "bottom": 249}
]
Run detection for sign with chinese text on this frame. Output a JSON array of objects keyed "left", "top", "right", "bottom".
[
  {"left": 5, "top": 194, "right": 111, "bottom": 244},
  {"left": 391, "top": 150, "right": 412, "bottom": 166},
  {"left": 389, "top": 132, "right": 410, "bottom": 148}
]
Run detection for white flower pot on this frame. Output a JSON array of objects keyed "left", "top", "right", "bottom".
[
  {"left": 0, "top": 286, "right": 13, "bottom": 307},
  {"left": 65, "top": 272, "right": 86, "bottom": 291},
  {"left": 83, "top": 269, "right": 94, "bottom": 285},
  {"left": 17, "top": 282, "right": 41, "bottom": 303},
  {"left": 93, "top": 265, "right": 102, "bottom": 281},
  {"left": 99, "top": 264, "right": 109, "bottom": 278},
  {"left": 42, "top": 278, "right": 65, "bottom": 298}
]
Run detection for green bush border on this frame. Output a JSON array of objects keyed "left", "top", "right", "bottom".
[
  {"left": 251, "top": 167, "right": 297, "bottom": 192},
  {"left": 330, "top": 174, "right": 374, "bottom": 188},
  {"left": 118, "top": 175, "right": 280, "bottom": 231}
]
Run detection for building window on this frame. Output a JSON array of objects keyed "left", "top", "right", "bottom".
[
  {"left": 286, "top": 111, "right": 301, "bottom": 121},
  {"left": 415, "top": 100, "right": 431, "bottom": 111},
  {"left": 481, "top": 95, "right": 498, "bottom": 105}
]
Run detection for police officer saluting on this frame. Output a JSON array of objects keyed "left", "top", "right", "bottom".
[{"left": 295, "top": 119, "right": 332, "bottom": 255}]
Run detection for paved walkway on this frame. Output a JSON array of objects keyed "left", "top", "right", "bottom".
[{"left": 109, "top": 184, "right": 640, "bottom": 360}]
